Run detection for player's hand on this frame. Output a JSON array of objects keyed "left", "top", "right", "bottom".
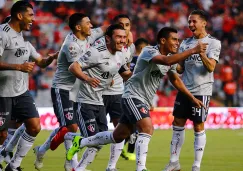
[
  {"left": 193, "top": 41, "right": 208, "bottom": 54},
  {"left": 191, "top": 97, "right": 206, "bottom": 109},
  {"left": 19, "top": 62, "right": 35, "bottom": 73},
  {"left": 86, "top": 77, "right": 100, "bottom": 88},
  {"left": 48, "top": 51, "right": 59, "bottom": 59},
  {"left": 127, "top": 31, "right": 133, "bottom": 45}
]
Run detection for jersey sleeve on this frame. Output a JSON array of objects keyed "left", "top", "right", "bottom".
[
  {"left": 65, "top": 42, "right": 81, "bottom": 62},
  {"left": 28, "top": 42, "right": 41, "bottom": 60},
  {"left": 178, "top": 40, "right": 185, "bottom": 53},
  {"left": 169, "top": 64, "right": 177, "bottom": 73},
  {"left": 0, "top": 31, "right": 8, "bottom": 56},
  {"left": 208, "top": 40, "right": 221, "bottom": 62},
  {"left": 141, "top": 46, "right": 160, "bottom": 62},
  {"left": 77, "top": 47, "right": 99, "bottom": 69},
  {"left": 88, "top": 28, "right": 104, "bottom": 44}
]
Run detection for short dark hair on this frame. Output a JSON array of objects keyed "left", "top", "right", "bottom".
[
  {"left": 2, "top": 16, "right": 11, "bottom": 24},
  {"left": 105, "top": 24, "right": 125, "bottom": 37},
  {"left": 157, "top": 27, "right": 178, "bottom": 43},
  {"left": 11, "top": 1, "right": 33, "bottom": 18},
  {"left": 113, "top": 14, "right": 130, "bottom": 24},
  {"left": 68, "top": 13, "right": 88, "bottom": 31},
  {"left": 134, "top": 38, "right": 149, "bottom": 48},
  {"left": 190, "top": 9, "right": 208, "bottom": 21}
]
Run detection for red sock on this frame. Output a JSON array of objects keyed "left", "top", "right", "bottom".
[{"left": 50, "top": 126, "right": 68, "bottom": 150}]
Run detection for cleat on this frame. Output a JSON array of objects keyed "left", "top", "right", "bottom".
[
  {"left": 192, "top": 166, "right": 200, "bottom": 171},
  {"left": 120, "top": 149, "right": 128, "bottom": 160},
  {"left": 66, "top": 136, "right": 82, "bottom": 161},
  {"left": 4, "top": 151, "right": 13, "bottom": 164},
  {"left": 106, "top": 168, "right": 118, "bottom": 171},
  {"left": 33, "top": 146, "right": 44, "bottom": 170},
  {"left": 5, "top": 164, "right": 23, "bottom": 171},
  {"left": 64, "top": 160, "right": 72, "bottom": 171},
  {"left": 126, "top": 152, "right": 136, "bottom": 161},
  {"left": 50, "top": 126, "right": 68, "bottom": 151},
  {"left": 162, "top": 161, "right": 181, "bottom": 171},
  {"left": 74, "top": 167, "right": 91, "bottom": 171}
]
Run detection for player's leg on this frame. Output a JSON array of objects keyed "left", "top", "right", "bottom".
[
  {"left": 163, "top": 92, "right": 189, "bottom": 171},
  {"left": 6, "top": 91, "right": 41, "bottom": 170},
  {"left": 103, "top": 95, "right": 126, "bottom": 170},
  {"left": 0, "top": 97, "right": 12, "bottom": 169},
  {"left": 191, "top": 96, "right": 210, "bottom": 171},
  {"left": 122, "top": 97, "right": 152, "bottom": 171},
  {"left": 75, "top": 104, "right": 107, "bottom": 171}
]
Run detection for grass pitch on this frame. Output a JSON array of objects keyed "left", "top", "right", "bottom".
[{"left": 7, "top": 129, "right": 243, "bottom": 171}]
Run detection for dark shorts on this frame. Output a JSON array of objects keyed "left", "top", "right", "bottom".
[
  {"left": 51, "top": 88, "right": 77, "bottom": 127},
  {"left": 75, "top": 103, "right": 107, "bottom": 137},
  {"left": 103, "top": 94, "right": 122, "bottom": 122},
  {"left": 0, "top": 90, "right": 39, "bottom": 131},
  {"left": 119, "top": 97, "right": 150, "bottom": 125},
  {"left": 173, "top": 92, "right": 210, "bottom": 123}
]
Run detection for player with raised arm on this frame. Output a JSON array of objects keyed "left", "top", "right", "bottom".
[
  {"left": 33, "top": 13, "right": 106, "bottom": 171},
  {"left": 163, "top": 10, "right": 221, "bottom": 171},
  {"left": 66, "top": 27, "right": 207, "bottom": 171},
  {"left": 0, "top": 1, "right": 58, "bottom": 171}
]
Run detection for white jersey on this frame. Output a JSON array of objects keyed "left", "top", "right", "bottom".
[
  {"left": 179, "top": 34, "right": 221, "bottom": 95},
  {"left": 122, "top": 46, "right": 177, "bottom": 107},
  {"left": 51, "top": 28, "right": 104, "bottom": 102},
  {"left": 0, "top": 24, "right": 40, "bottom": 97},
  {"left": 77, "top": 39, "right": 128, "bottom": 105},
  {"left": 102, "top": 42, "right": 135, "bottom": 95}
]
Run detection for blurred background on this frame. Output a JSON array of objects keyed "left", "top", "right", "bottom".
[{"left": 1, "top": 0, "right": 243, "bottom": 108}]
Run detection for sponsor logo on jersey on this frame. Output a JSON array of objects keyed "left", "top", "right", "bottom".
[
  {"left": 15, "top": 48, "right": 28, "bottom": 57},
  {"left": 87, "top": 124, "right": 95, "bottom": 132},
  {"left": 185, "top": 54, "right": 202, "bottom": 62}
]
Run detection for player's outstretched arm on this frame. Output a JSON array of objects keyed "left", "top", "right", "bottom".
[
  {"left": 69, "top": 61, "right": 100, "bottom": 88},
  {"left": 34, "top": 51, "right": 59, "bottom": 68},
  {"left": 168, "top": 71, "right": 205, "bottom": 109},
  {"left": 152, "top": 41, "right": 208, "bottom": 66}
]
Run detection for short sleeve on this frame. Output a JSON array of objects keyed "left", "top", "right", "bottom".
[
  {"left": 88, "top": 28, "right": 104, "bottom": 44},
  {"left": 178, "top": 40, "right": 185, "bottom": 53},
  {"left": 77, "top": 47, "right": 99, "bottom": 69},
  {"left": 66, "top": 42, "right": 81, "bottom": 62},
  {"left": 141, "top": 46, "right": 160, "bottom": 62},
  {"left": 208, "top": 40, "right": 221, "bottom": 62},
  {"left": 28, "top": 42, "right": 41, "bottom": 60},
  {"left": 169, "top": 64, "right": 177, "bottom": 73}
]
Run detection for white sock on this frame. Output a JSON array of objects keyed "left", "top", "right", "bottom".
[
  {"left": 5, "top": 124, "right": 26, "bottom": 152},
  {"left": 0, "top": 145, "right": 4, "bottom": 163},
  {"left": 10, "top": 131, "right": 35, "bottom": 168},
  {"left": 107, "top": 140, "right": 124, "bottom": 169},
  {"left": 38, "top": 127, "right": 60, "bottom": 154},
  {"left": 136, "top": 133, "right": 151, "bottom": 171},
  {"left": 193, "top": 130, "right": 206, "bottom": 168},
  {"left": 80, "top": 131, "right": 115, "bottom": 148},
  {"left": 76, "top": 147, "right": 100, "bottom": 170},
  {"left": 64, "top": 139, "right": 78, "bottom": 168},
  {"left": 2, "top": 128, "right": 16, "bottom": 149},
  {"left": 170, "top": 126, "right": 185, "bottom": 162},
  {"left": 64, "top": 132, "right": 79, "bottom": 141}
]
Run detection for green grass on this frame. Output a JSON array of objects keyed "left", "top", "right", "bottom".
[{"left": 7, "top": 129, "right": 243, "bottom": 171}]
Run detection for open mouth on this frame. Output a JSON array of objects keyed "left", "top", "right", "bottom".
[
  {"left": 190, "top": 28, "right": 196, "bottom": 32},
  {"left": 28, "top": 23, "right": 33, "bottom": 27}
]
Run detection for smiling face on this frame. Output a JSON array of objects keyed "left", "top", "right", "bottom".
[
  {"left": 116, "top": 17, "right": 131, "bottom": 36},
  {"left": 163, "top": 32, "right": 179, "bottom": 54},
  {"left": 19, "top": 7, "right": 35, "bottom": 31},
  {"left": 110, "top": 29, "right": 127, "bottom": 51},
  {"left": 188, "top": 14, "right": 207, "bottom": 38},
  {"left": 79, "top": 17, "right": 93, "bottom": 37}
]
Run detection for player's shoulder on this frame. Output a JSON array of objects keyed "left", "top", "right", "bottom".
[
  {"left": 181, "top": 37, "right": 194, "bottom": 45},
  {"left": 0, "top": 24, "right": 11, "bottom": 37},
  {"left": 207, "top": 34, "right": 221, "bottom": 44},
  {"left": 142, "top": 45, "right": 159, "bottom": 55}
]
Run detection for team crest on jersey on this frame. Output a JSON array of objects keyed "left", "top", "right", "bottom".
[
  {"left": 68, "top": 45, "right": 78, "bottom": 58},
  {"left": 117, "top": 62, "right": 121, "bottom": 68},
  {"left": 87, "top": 124, "right": 95, "bottom": 132},
  {"left": 15, "top": 48, "right": 28, "bottom": 57},
  {"left": 0, "top": 117, "right": 5, "bottom": 126},
  {"left": 65, "top": 112, "right": 73, "bottom": 120}
]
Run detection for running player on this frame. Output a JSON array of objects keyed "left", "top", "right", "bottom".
[
  {"left": 0, "top": 1, "right": 58, "bottom": 171},
  {"left": 66, "top": 27, "right": 207, "bottom": 171},
  {"left": 68, "top": 24, "right": 132, "bottom": 171},
  {"left": 163, "top": 10, "right": 221, "bottom": 171},
  {"left": 33, "top": 13, "right": 106, "bottom": 171}
]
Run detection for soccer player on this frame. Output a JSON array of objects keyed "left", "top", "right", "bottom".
[
  {"left": 33, "top": 13, "right": 106, "bottom": 171},
  {"left": 121, "top": 37, "right": 149, "bottom": 161},
  {"left": 0, "top": 1, "right": 58, "bottom": 171},
  {"left": 66, "top": 27, "right": 208, "bottom": 171},
  {"left": 163, "top": 10, "right": 221, "bottom": 171},
  {"left": 67, "top": 24, "right": 132, "bottom": 171}
]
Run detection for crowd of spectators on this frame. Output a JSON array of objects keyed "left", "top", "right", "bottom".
[{"left": 0, "top": 0, "right": 243, "bottom": 107}]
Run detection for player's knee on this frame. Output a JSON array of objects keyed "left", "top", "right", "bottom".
[
  {"left": 173, "top": 118, "right": 186, "bottom": 127},
  {"left": 67, "top": 124, "right": 78, "bottom": 132},
  {"left": 113, "top": 132, "right": 128, "bottom": 143},
  {"left": 193, "top": 122, "right": 204, "bottom": 132},
  {"left": 139, "top": 125, "right": 153, "bottom": 135},
  {"left": 26, "top": 124, "right": 41, "bottom": 137}
]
